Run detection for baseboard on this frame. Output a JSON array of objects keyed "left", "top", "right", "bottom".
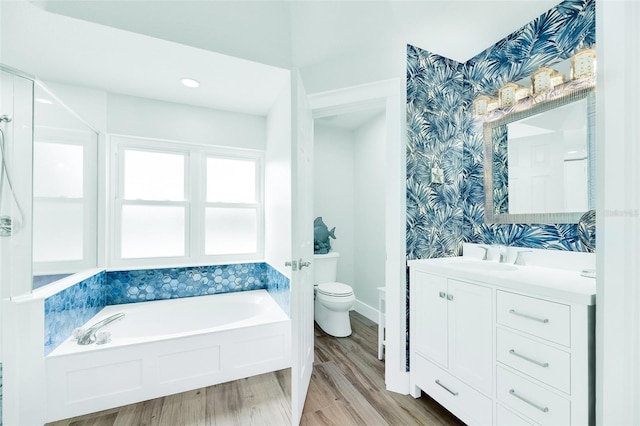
[{"left": 353, "top": 299, "right": 379, "bottom": 324}]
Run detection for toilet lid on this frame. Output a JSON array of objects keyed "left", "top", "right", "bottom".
[{"left": 317, "top": 282, "right": 353, "bottom": 296}]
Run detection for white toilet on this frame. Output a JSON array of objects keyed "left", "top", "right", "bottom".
[{"left": 313, "top": 252, "right": 355, "bottom": 337}]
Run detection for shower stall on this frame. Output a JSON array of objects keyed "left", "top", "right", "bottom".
[{"left": 0, "top": 64, "right": 99, "bottom": 425}]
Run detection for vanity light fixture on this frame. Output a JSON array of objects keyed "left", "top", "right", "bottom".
[
  {"left": 473, "top": 95, "right": 491, "bottom": 116},
  {"left": 180, "top": 78, "right": 200, "bottom": 88},
  {"left": 550, "top": 71, "right": 565, "bottom": 88},
  {"left": 571, "top": 48, "right": 596, "bottom": 80},
  {"left": 499, "top": 82, "right": 526, "bottom": 108},
  {"left": 531, "top": 67, "right": 554, "bottom": 95},
  {"left": 473, "top": 95, "right": 500, "bottom": 117}
]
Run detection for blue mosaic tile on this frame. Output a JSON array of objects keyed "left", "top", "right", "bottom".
[
  {"left": 265, "top": 264, "right": 290, "bottom": 316},
  {"left": 106, "top": 263, "right": 268, "bottom": 304},
  {"left": 44, "top": 271, "right": 107, "bottom": 355}
]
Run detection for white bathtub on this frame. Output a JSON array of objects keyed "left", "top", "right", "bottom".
[{"left": 45, "top": 289, "right": 291, "bottom": 422}]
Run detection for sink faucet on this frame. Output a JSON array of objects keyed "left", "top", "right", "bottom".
[
  {"left": 493, "top": 244, "right": 508, "bottom": 263},
  {"left": 514, "top": 250, "right": 533, "bottom": 266},
  {"left": 76, "top": 312, "right": 125, "bottom": 345}
]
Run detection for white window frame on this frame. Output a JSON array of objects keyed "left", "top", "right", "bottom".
[
  {"left": 109, "top": 135, "right": 264, "bottom": 269},
  {"left": 32, "top": 127, "right": 98, "bottom": 275}
]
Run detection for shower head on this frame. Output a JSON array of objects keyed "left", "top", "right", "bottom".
[{"left": 0, "top": 115, "right": 12, "bottom": 124}]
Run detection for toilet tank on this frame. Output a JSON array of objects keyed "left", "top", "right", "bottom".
[{"left": 313, "top": 252, "right": 339, "bottom": 284}]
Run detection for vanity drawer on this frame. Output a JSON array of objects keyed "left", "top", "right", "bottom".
[
  {"left": 413, "top": 353, "right": 492, "bottom": 426},
  {"left": 497, "top": 291, "right": 571, "bottom": 346},
  {"left": 497, "top": 328, "right": 571, "bottom": 394},
  {"left": 497, "top": 366, "right": 570, "bottom": 426},
  {"left": 496, "top": 403, "right": 534, "bottom": 426}
]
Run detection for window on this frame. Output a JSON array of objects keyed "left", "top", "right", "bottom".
[
  {"left": 112, "top": 136, "right": 263, "bottom": 266},
  {"left": 204, "top": 157, "right": 259, "bottom": 255}
]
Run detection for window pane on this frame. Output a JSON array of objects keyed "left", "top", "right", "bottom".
[
  {"left": 33, "top": 142, "right": 83, "bottom": 198},
  {"left": 205, "top": 208, "right": 257, "bottom": 255},
  {"left": 124, "top": 150, "right": 184, "bottom": 201},
  {"left": 206, "top": 158, "right": 256, "bottom": 203},
  {"left": 33, "top": 200, "right": 83, "bottom": 262},
  {"left": 121, "top": 205, "right": 185, "bottom": 258}
]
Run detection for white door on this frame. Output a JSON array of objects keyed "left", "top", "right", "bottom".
[{"left": 290, "top": 70, "right": 314, "bottom": 425}]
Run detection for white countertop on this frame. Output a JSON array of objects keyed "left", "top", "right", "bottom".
[{"left": 408, "top": 256, "right": 596, "bottom": 306}]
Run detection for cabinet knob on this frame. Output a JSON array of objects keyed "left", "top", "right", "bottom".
[
  {"left": 446, "top": 294, "right": 454, "bottom": 301},
  {"left": 439, "top": 291, "right": 446, "bottom": 298}
]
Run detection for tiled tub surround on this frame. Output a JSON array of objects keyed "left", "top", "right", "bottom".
[
  {"left": 107, "top": 263, "right": 268, "bottom": 304},
  {"left": 43, "top": 262, "right": 290, "bottom": 355},
  {"left": 46, "top": 289, "right": 291, "bottom": 422},
  {"left": 44, "top": 271, "right": 107, "bottom": 355},
  {"left": 406, "top": 0, "right": 595, "bottom": 261}
]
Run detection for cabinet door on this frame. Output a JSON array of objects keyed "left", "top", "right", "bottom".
[
  {"left": 448, "top": 279, "right": 493, "bottom": 394},
  {"left": 412, "top": 271, "right": 448, "bottom": 368}
]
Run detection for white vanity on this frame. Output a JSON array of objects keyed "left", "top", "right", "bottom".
[{"left": 409, "top": 244, "right": 595, "bottom": 426}]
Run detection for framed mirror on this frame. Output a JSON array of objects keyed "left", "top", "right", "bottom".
[{"left": 483, "top": 84, "right": 595, "bottom": 224}]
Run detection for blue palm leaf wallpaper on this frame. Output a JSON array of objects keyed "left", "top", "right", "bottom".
[{"left": 407, "top": 0, "right": 595, "bottom": 261}]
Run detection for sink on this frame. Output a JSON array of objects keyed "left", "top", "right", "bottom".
[{"left": 446, "top": 260, "right": 519, "bottom": 272}]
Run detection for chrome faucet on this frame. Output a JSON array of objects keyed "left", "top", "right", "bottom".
[
  {"left": 494, "top": 244, "right": 508, "bottom": 263},
  {"left": 514, "top": 250, "right": 533, "bottom": 266},
  {"left": 76, "top": 312, "right": 125, "bottom": 345}
]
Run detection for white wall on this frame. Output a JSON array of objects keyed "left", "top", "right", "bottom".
[
  {"left": 596, "top": 2, "right": 640, "bottom": 425},
  {"left": 313, "top": 124, "right": 355, "bottom": 288},
  {"left": 314, "top": 112, "right": 386, "bottom": 319},
  {"left": 264, "top": 80, "right": 292, "bottom": 276},
  {"left": 353, "top": 113, "right": 386, "bottom": 311},
  {"left": 106, "top": 93, "right": 266, "bottom": 149}
]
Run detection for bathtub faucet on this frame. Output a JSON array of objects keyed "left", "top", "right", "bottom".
[{"left": 76, "top": 312, "right": 125, "bottom": 345}]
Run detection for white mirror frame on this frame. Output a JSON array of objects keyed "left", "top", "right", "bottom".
[{"left": 483, "top": 83, "right": 596, "bottom": 224}]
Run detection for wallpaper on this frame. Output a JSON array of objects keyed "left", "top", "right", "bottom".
[
  {"left": 406, "top": 0, "right": 596, "bottom": 261},
  {"left": 406, "top": 0, "right": 595, "bottom": 370}
]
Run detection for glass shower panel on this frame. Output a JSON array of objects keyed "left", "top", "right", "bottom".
[{"left": 32, "top": 82, "right": 98, "bottom": 282}]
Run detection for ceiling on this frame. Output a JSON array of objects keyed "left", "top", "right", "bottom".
[{"left": 1, "top": 0, "right": 562, "bottom": 116}]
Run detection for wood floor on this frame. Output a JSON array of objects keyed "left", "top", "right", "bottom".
[{"left": 47, "top": 312, "right": 465, "bottom": 426}]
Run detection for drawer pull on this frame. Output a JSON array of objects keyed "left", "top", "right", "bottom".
[
  {"left": 439, "top": 291, "right": 446, "bottom": 298},
  {"left": 508, "top": 309, "right": 549, "bottom": 323},
  {"left": 435, "top": 379, "right": 459, "bottom": 396},
  {"left": 509, "top": 349, "right": 550, "bottom": 368},
  {"left": 509, "top": 389, "right": 549, "bottom": 413}
]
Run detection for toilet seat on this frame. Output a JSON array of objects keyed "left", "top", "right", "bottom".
[{"left": 317, "top": 282, "right": 353, "bottom": 297}]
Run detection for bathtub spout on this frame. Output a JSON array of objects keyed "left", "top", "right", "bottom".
[{"left": 77, "top": 313, "right": 125, "bottom": 345}]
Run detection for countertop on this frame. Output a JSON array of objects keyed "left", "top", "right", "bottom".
[{"left": 408, "top": 256, "right": 596, "bottom": 305}]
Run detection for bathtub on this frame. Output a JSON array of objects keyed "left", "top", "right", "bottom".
[{"left": 45, "top": 289, "right": 291, "bottom": 422}]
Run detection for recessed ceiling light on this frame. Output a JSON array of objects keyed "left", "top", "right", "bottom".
[
  {"left": 35, "top": 98, "right": 53, "bottom": 104},
  {"left": 181, "top": 78, "right": 200, "bottom": 88}
]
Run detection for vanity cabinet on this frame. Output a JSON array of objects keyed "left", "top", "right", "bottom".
[
  {"left": 409, "top": 258, "right": 595, "bottom": 426},
  {"left": 410, "top": 271, "right": 493, "bottom": 425}
]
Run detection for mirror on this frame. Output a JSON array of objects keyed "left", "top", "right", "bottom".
[{"left": 483, "top": 85, "right": 595, "bottom": 224}]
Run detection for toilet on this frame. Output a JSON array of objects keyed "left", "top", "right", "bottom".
[{"left": 313, "top": 252, "right": 355, "bottom": 337}]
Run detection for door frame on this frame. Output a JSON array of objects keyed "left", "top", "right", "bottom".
[{"left": 308, "top": 78, "right": 409, "bottom": 393}]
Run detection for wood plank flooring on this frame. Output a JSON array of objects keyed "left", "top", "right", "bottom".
[{"left": 47, "top": 312, "right": 464, "bottom": 426}]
